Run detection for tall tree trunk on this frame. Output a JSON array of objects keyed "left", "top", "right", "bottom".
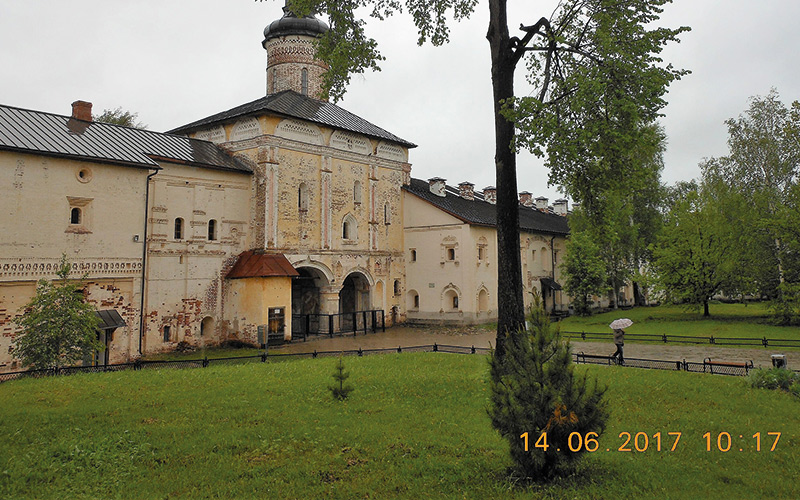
[
  {"left": 703, "top": 299, "right": 710, "bottom": 317},
  {"left": 487, "top": 0, "right": 525, "bottom": 360}
]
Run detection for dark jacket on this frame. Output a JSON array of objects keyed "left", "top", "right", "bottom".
[{"left": 613, "top": 329, "right": 625, "bottom": 346}]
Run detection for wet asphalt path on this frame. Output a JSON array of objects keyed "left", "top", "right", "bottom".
[{"left": 272, "top": 325, "right": 797, "bottom": 369}]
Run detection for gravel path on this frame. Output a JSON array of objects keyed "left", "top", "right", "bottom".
[{"left": 274, "top": 325, "right": 797, "bottom": 369}]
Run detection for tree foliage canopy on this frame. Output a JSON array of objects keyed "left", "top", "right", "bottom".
[
  {"left": 94, "top": 107, "right": 147, "bottom": 129},
  {"left": 13, "top": 256, "right": 102, "bottom": 370},
  {"left": 560, "top": 228, "right": 606, "bottom": 315}
]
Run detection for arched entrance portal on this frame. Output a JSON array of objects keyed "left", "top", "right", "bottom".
[
  {"left": 292, "top": 267, "right": 329, "bottom": 316},
  {"left": 339, "top": 272, "right": 371, "bottom": 314}
]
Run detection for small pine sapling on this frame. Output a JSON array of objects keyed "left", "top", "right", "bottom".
[
  {"left": 488, "top": 289, "right": 608, "bottom": 481},
  {"left": 328, "top": 355, "right": 354, "bottom": 401}
]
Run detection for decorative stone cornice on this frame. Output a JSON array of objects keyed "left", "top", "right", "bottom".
[{"left": 230, "top": 135, "right": 409, "bottom": 172}]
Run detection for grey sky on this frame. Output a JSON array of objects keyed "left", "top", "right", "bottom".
[{"left": 2, "top": 1, "right": 798, "bottom": 202}]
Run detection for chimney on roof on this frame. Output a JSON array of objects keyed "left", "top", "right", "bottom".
[
  {"left": 553, "top": 198, "right": 568, "bottom": 216},
  {"left": 71, "top": 101, "right": 92, "bottom": 122},
  {"left": 535, "top": 196, "right": 549, "bottom": 211},
  {"left": 428, "top": 177, "right": 447, "bottom": 197},
  {"left": 458, "top": 181, "right": 475, "bottom": 200},
  {"left": 483, "top": 186, "right": 496, "bottom": 204},
  {"left": 519, "top": 191, "right": 533, "bottom": 208}
]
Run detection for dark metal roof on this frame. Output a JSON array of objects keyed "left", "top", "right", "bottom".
[
  {"left": 541, "top": 277, "right": 563, "bottom": 290},
  {"left": 168, "top": 90, "right": 416, "bottom": 149},
  {"left": 226, "top": 250, "right": 300, "bottom": 279},
  {"left": 404, "top": 177, "right": 570, "bottom": 236},
  {"left": 0, "top": 104, "right": 252, "bottom": 173},
  {"left": 263, "top": 7, "right": 329, "bottom": 43},
  {"left": 95, "top": 310, "right": 127, "bottom": 330}
]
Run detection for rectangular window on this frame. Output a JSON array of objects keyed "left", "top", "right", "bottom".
[
  {"left": 410, "top": 249, "right": 417, "bottom": 262},
  {"left": 163, "top": 325, "right": 171, "bottom": 343},
  {"left": 447, "top": 248, "right": 456, "bottom": 261}
]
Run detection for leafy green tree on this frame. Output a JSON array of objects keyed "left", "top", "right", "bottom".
[
  {"left": 651, "top": 182, "right": 738, "bottom": 316},
  {"left": 488, "top": 290, "right": 607, "bottom": 479},
  {"left": 701, "top": 90, "right": 800, "bottom": 322},
  {"left": 264, "top": 0, "right": 687, "bottom": 359},
  {"left": 561, "top": 228, "right": 607, "bottom": 315},
  {"left": 94, "top": 107, "right": 147, "bottom": 129},
  {"left": 13, "top": 256, "right": 102, "bottom": 370}
]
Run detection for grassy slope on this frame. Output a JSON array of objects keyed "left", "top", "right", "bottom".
[
  {"left": 0, "top": 353, "right": 798, "bottom": 499},
  {"left": 559, "top": 302, "right": 800, "bottom": 342}
]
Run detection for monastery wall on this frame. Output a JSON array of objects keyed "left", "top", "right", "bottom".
[{"left": 0, "top": 151, "right": 146, "bottom": 369}]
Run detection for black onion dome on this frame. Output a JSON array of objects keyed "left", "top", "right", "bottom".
[{"left": 263, "top": 6, "right": 329, "bottom": 44}]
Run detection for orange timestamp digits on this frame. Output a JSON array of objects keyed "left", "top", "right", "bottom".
[
  {"left": 520, "top": 431, "right": 683, "bottom": 452},
  {"left": 521, "top": 431, "right": 783, "bottom": 453}
]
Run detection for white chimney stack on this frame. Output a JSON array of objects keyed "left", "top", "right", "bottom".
[
  {"left": 458, "top": 181, "right": 475, "bottom": 200},
  {"left": 553, "top": 198, "right": 568, "bottom": 216},
  {"left": 483, "top": 186, "right": 496, "bottom": 204},
  {"left": 428, "top": 177, "right": 447, "bottom": 197}
]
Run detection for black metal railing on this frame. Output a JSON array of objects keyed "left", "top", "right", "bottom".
[
  {"left": 0, "top": 342, "right": 791, "bottom": 384},
  {"left": 563, "top": 330, "right": 800, "bottom": 349},
  {"left": 291, "top": 310, "right": 385, "bottom": 340}
]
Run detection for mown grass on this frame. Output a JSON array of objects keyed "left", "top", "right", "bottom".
[
  {"left": 1, "top": 353, "right": 798, "bottom": 499},
  {"left": 559, "top": 302, "right": 800, "bottom": 345}
]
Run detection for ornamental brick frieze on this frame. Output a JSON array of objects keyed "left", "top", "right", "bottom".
[
  {"left": 152, "top": 205, "right": 168, "bottom": 213},
  {"left": 0, "top": 258, "right": 142, "bottom": 281},
  {"left": 228, "top": 136, "right": 408, "bottom": 172}
]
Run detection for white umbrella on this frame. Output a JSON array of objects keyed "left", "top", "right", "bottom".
[{"left": 609, "top": 318, "right": 633, "bottom": 330}]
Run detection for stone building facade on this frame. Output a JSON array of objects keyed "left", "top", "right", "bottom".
[
  {"left": 0, "top": 5, "right": 414, "bottom": 370},
  {"left": 403, "top": 178, "right": 570, "bottom": 324}
]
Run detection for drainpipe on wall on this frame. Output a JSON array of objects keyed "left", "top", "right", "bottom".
[
  {"left": 138, "top": 169, "right": 159, "bottom": 356},
  {"left": 550, "top": 235, "right": 557, "bottom": 313}
]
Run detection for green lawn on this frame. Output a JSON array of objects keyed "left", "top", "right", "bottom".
[
  {"left": 1, "top": 353, "right": 798, "bottom": 499},
  {"left": 559, "top": 302, "right": 800, "bottom": 346}
]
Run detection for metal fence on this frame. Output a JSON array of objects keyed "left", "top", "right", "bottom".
[
  {"left": 563, "top": 330, "right": 800, "bottom": 349},
  {"left": 0, "top": 343, "right": 794, "bottom": 385},
  {"left": 291, "top": 310, "right": 386, "bottom": 340}
]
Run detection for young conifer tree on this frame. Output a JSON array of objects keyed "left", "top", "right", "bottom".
[
  {"left": 488, "top": 290, "right": 607, "bottom": 480},
  {"left": 328, "top": 355, "right": 354, "bottom": 401}
]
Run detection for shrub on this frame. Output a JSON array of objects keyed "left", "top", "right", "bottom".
[
  {"left": 748, "top": 368, "right": 800, "bottom": 394},
  {"left": 219, "top": 339, "right": 258, "bottom": 349},
  {"left": 488, "top": 291, "right": 608, "bottom": 481}
]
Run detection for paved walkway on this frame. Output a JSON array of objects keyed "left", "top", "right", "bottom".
[{"left": 274, "top": 325, "right": 796, "bottom": 369}]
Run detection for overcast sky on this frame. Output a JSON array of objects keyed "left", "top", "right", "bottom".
[{"left": 2, "top": 1, "right": 799, "bottom": 202}]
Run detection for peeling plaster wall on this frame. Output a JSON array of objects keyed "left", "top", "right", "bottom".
[
  {"left": 0, "top": 151, "right": 145, "bottom": 370},
  {"left": 142, "top": 162, "right": 251, "bottom": 354}
]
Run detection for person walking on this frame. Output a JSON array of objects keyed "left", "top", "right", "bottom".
[{"left": 609, "top": 318, "right": 633, "bottom": 366}]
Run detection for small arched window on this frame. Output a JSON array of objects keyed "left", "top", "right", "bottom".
[
  {"left": 70, "top": 207, "right": 81, "bottom": 225},
  {"left": 410, "top": 249, "right": 417, "bottom": 262},
  {"left": 393, "top": 279, "right": 401, "bottom": 296},
  {"left": 208, "top": 219, "right": 217, "bottom": 241},
  {"left": 342, "top": 215, "right": 357, "bottom": 241},
  {"left": 298, "top": 183, "right": 308, "bottom": 212},
  {"left": 301, "top": 68, "right": 309, "bottom": 96},
  {"left": 353, "top": 181, "right": 362, "bottom": 204},
  {"left": 174, "top": 218, "right": 184, "bottom": 240},
  {"left": 413, "top": 293, "right": 420, "bottom": 309}
]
